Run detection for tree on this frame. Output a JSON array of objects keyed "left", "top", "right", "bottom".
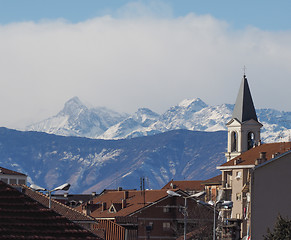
[{"left": 264, "top": 215, "right": 291, "bottom": 240}]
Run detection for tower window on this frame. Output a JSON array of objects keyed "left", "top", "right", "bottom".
[
  {"left": 231, "top": 131, "right": 237, "bottom": 152},
  {"left": 248, "top": 132, "right": 255, "bottom": 150}
]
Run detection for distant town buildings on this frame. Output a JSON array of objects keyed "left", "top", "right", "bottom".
[{"left": 78, "top": 188, "right": 213, "bottom": 240}]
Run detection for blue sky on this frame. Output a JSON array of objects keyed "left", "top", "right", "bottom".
[
  {"left": 0, "top": 1, "right": 291, "bottom": 128},
  {"left": 1, "top": 0, "right": 291, "bottom": 30}
]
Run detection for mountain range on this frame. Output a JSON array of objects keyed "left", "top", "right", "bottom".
[
  {"left": 2, "top": 96, "right": 290, "bottom": 194},
  {"left": 27, "top": 96, "right": 291, "bottom": 143},
  {"left": 0, "top": 127, "right": 226, "bottom": 193}
]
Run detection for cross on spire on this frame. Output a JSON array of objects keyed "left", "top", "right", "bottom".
[{"left": 243, "top": 65, "right": 247, "bottom": 76}]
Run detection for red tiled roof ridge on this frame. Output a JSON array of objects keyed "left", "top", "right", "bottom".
[
  {"left": 102, "top": 189, "right": 174, "bottom": 195},
  {"left": 0, "top": 181, "right": 102, "bottom": 239},
  {"left": 0, "top": 166, "right": 26, "bottom": 176},
  {"left": 21, "top": 184, "right": 96, "bottom": 221},
  {"left": 201, "top": 174, "right": 222, "bottom": 184},
  {"left": 87, "top": 189, "right": 180, "bottom": 218},
  {"left": 162, "top": 180, "right": 204, "bottom": 191},
  {"left": 220, "top": 142, "right": 291, "bottom": 167},
  {"left": 167, "top": 180, "right": 203, "bottom": 182}
]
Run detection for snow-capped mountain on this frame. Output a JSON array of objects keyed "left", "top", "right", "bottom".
[
  {"left": 26, "top": 97, "right": 291, "bottom": 143},
  {"left": 257, "top": 108, "right": 291, "bottom": 142},
  {"left": 26, "top": 97, "right": 128, "bottom": 138},
  {"left": 100, "top": 108, "right": 160, "bottom": 139}
]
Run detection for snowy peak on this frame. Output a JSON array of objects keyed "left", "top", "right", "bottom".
[
  {"left": 100, "top": 108, "right": 160, "bottom": 139},
  {"left": 26, "top": 96, "right": 291, "bottom": 144},
  {"left": 178, "top": 98, "right": 208, "bottom": 110},
  {"left": 59, "top": 96, "right": 87, "bottom": 116},
  {"left": 133, "top": 108, "right": 160, "bottom": 126},
  {"left": 26, "top": 97, "right": 128, "bottom": 138}
]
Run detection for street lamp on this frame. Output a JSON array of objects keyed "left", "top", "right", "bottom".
[
  {"left": 167, "top": 190, "right": 206, "bottom": 240},
  {"left": 30, "top": 183, "right": 71, "bottom": 208},
  {"left": 208, "top": 197, "right": 233, "bottom": 240},
  {"left": 167, "top": 189, "right": 233, "bottom": 240}
]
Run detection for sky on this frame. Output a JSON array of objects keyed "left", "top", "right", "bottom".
[{"left": 1, "top": 0, "right": 291, "bottom": 129}]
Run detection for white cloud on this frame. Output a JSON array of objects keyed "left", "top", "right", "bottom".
[{"left": 0, "top": 4, "right": 291, "bottom": 129}]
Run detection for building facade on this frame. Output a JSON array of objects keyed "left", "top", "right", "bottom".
[
  {"left": 0, "top": 166, "right": 27, "bottom": 185},
  {"left": 218, "top": 74, "right": 291, "bottom": 239},
  {"left": 78, "top": 189, "right": 214, "bottom": 240},
  {"left": 251, "top": 150, "right": 291, "bottom": 239}
]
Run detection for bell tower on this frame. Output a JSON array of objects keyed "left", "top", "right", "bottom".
[{"left": 225, "top": 74, "right": 263, "bottom": 161}]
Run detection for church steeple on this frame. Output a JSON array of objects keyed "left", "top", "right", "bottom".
[
  {"left": 232, "top": 75, "right": 258, "bottom": 123},
  {"left": 225, "top": 74, "right": 263, "bottom": 161}
]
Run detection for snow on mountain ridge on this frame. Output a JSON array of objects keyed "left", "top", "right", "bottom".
[
  {"left": 26, "top": 96, "right": 128, "bottom": 138},
  {"left": 26, "top": 97, "right": 291, "bottom": 143},
  {"left": 178, "top": 98, "right": 208, "bottom": 109},
  {"left": 100, "top": 108, "right": 160, "bottom": 139}
]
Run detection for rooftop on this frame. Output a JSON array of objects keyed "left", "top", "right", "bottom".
[
  {"left": 162, "top": 180, "right": 204, "bottom": 192},
  {"left": 201, "top": 174, "right": 222, "bottom": 185},
  {"left": 0, "top": 181, "right": 101, "bottom": 240},
  {"left": 219, "top": 142, "right": 291, "bottom": 168},
  {"left": 77, "top": 189, "right": 179, "bottom": 218},
  {"left": 0, "top": 166, "right": 26, "bottom": 176}
]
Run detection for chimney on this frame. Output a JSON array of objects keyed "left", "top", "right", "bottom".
[
  {"left": 272, "top": 152, "right": 281, "bottom": 158},
  {"left": 118, "top": 187, "right": 123, "bottom": 191},
  {"left": 124, "top": 191, "right": 128, "bottom": 199},
  {"left": 260, "top": 152, "right": 267, "bottom": 161},
  {"left": 255, "top": 159, "right": 261, "bottom": 166},
  {"left": 122, "top": 199, "right": 127, "bottom": 209},
  {"left": 92, "top": 192, "right": 96, "bottom": 197},
  {"left": 234, "top": 158, "right": 242, "bottom": 165},
  {"left": 102, "top": 202, "right": 107, "bottom": 211},
  {"left": 82, "top": 203, "right": 91, "bottom": 216}
]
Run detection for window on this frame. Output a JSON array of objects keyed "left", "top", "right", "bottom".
[
  {"left": 1, "top": 178, "right": 8, "bottom": 183},
  {"left": 163, "top": 222, "right": 171, "bottom": 231},
  {"left": 108, "top": 205, "right": 116, "bottom": 213},
  {"left": 236, "top": 193, "right": 241, "bottom": 201},
  {"left": 163, "top": 206, "right": 170, "bottom": 213},
  {"left": 231, "top": 131, "right": 237, "bottom": 152},
  {"left": 248, "top": 132, "right": 255, "bottom": 150},
  {"left": 18, "top": 179, "right": 26, "bottom": 185},
  {"left": 9, "top": 179, "right": 17, "bottom": 184}
]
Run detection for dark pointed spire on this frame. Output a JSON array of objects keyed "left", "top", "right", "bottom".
[{"left": 232, "top": 75, "right": 258, "bottom": 122}]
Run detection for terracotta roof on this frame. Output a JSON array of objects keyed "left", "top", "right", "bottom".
[
  {"left": 220, "top": 142, "right": 291, "bottom": 167},
  {"left": 78, "top": 189, "right": 178, "bottom": 218},
  {"left": 20, "top": 184, "right": 96, "bottom": 222},
  {"left": 162, "top": 180, "right": 204, "bottom": 192},
  {"left": 201, "top": 175, "right": 222, "bottom": 185},
  {"left": 53, "top": 193, "right": 97, "bottom": 207},
  {"left": 0, "top": 181, "right": 101, "bottom": 240},
  {"left": 0, "top": 166, "right": 26, "bottom": 176}
]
